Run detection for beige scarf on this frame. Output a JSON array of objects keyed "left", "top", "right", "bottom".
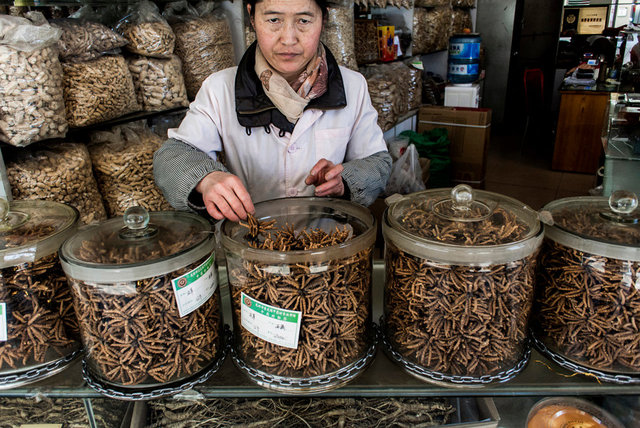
[{"left": 255, "top": 44, "right": 328, "bottom": 124}]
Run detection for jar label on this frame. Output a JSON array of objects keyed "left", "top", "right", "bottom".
[
  {"left": 0, "top": 302, "right": 6, "bottom": 341},
  {"left": 240, "top": 292, "right": 302, "bottom": 349},
  {"left": 171, "top": 252, "right": 217, "bottom": 318}
]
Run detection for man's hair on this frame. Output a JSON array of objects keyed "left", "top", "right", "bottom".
[{"left": 246, "top": 0, "right": 329, "bottom": 19}]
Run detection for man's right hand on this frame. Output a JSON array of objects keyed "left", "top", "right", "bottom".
[{"left": 196, "top": 171, "right": 254, "bottom": 222}]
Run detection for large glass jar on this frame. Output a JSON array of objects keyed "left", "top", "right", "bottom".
[
  {"left": 382, "top": 185, "right": 543, "bottom": 386},
  {"left": 60, "top": 207, "right": 223, "bottom": 397},
  {"left": 0, "top": 199, "right": 80, "bottom": 387},
  {"left": 221, "top": 197, "right": 376, "bottom": 393},
  {"left": 534, "top": 191, "right": 640, "bottom": 380}
]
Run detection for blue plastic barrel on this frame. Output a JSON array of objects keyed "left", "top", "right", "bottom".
[{"left": 448, "top": 33, "right": 481, "bottom": 84}]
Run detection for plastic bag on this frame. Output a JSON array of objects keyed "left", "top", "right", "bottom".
[
  {"left": 127, "top": 54, "right": 189, "bottom": 111},
  {"left": 400, "top": 129, "right": 451, "bottom": 188},
  {"left": 50, "top": 6, "right": 128, "bottom": 63},
  {"left": 63, "top": 55, "right": 141, "bottom": 127},
  {"left": 115, "top": 0, "right": 175, "bottom": 58},
  {"left": 412, "top": 6, "right": 450, "bottom": 54},
  {"left": 354, "top": 19, "right": 378, "bottom": 65},
  {"left": 5, "top": 142, "right": 107, "bottom": 224},
  {"left": 384, "top": 144, "right": 426, "bottom": 196},
  {"left": 0, "top": 13, "right": 67, "bottom": 147},
  {"left": 88, "top": 121, "right": 172, "bottom": 216},
  {"left": 163, "top": 0, "right": 235, "bottom": 99},
  {"left": 320, "top": 2, "right": 357, "bottom": 70},
  {"left": 386, "top": 135, "right": 410, "bottom": 161},
  {"left": 360, "top": 67, "right": 398, "bottom": 131}
]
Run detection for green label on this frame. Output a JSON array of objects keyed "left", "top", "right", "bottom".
[{"left": 243, "top": 294, "right": 299, "bottom": 323}]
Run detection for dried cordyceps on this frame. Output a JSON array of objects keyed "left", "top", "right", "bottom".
[
  {"left": 229, "top": 219, "right": 372, "bottom": 378},
  {"left": 146, "top": 397, "right": 455, "bottom": 427},
  {"left": 67, "top": 228, "right": 221, "bottom": 386},
  {"left": 0, "top": 223, "right": 80, "bottom": 371},
  {"left": 399, "top": 201, "right": 528, "bottom": 245},
  {"left": 385, "top": 243, "right": 537, "bottom": 377},
  {"left": 384, "top": 195, "right": 538, "bottom": 378},
  {"left": 536, "top": 238, "right": 640, "bottom": 372}
]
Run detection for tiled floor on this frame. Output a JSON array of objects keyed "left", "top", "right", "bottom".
[{"left": 484, "top": 131, "right": 599, "bottom": 210}]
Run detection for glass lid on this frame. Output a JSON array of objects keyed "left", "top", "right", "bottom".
[
  {"left": 386, "top": 184, "right": 540, "bottom": 247},
  {"left": 541, "top": 190, "right": 640, "bottom": 246},
  {"left": 0, "top": 198, "right": 78, "bottom": 268},
  {"left": 60, "top": 207, "right": 215, "bottom": 282},
  {"left": 540, "top": 190, "right": 640, "bottom": 261}
]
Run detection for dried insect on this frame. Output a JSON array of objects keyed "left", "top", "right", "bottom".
[
  {"left": 68, "top": 227, "right": 222, "bottom": 386},
  {"left": 536, "top": 238, "right": 640, "bottom": 372},
  {"left": 229, "top": 219, "right": 372, "bottom": 378},
  {"left": 0, "top": 221, "right": 81, "bottom": 371},
  {"left": 384, "top": 200, "right": 536, "bottom": 377}
]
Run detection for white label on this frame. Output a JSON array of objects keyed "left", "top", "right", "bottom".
[
  {"left": 240, "top": 292, "right": 302, "bottom": 349},
  {"left": 171, "top": 253, "right": 217, "bottom": 317},
  {"left": 21, "top": 425, "right": 63, "bottom": 428},
  {"left": 0, "top": 302, "right": 6, "bottom": 342}
]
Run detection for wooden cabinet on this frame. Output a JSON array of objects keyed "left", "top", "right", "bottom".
[{"left": 552, "top": 90, "right": 609, "bottom": 173}]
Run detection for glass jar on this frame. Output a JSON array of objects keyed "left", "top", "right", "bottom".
[
  {"left": 0, "top": 198, "right": 80, "bottom": 387},
  {"left": 382, "top": 185, "right": 543, "bottom": 386},
  {"left": 60, "top": 207, "right": 223, "bottom": 395},
  {"left": 534, "top": 190, "right": 640, "bottom": 379},
  {"left": 221, "top": 197, "right": 376, "bottom": 393}
]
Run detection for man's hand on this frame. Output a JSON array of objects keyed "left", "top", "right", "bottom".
[
  {"left": 305, "top": 159, "right": 345, "bottom": 197},
  {"left": 196, "top": 171, "right": 254, "bottom": 222}
]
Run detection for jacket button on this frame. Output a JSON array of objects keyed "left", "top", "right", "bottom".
[
  {"left": 287, "top": 188, "right": 298, "bottom": 197},
  {"left": 287, "top": 144, "right": 297, "bottom": 153}
]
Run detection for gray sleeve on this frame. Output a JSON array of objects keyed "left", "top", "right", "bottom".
[
  {"left": 341, "top": 150, "right": 392, "bottom": 207},
  {"left": 153, "top": 138, "right": 228, "bottom": 212}
]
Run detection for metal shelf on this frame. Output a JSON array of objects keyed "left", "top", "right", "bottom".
[{"left": 2, "top": 262, "right": 639, "bottom": 399}]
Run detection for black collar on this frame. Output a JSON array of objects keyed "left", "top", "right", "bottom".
[{"left": 235, "top": 42, "right": 347, "bottom": 134}]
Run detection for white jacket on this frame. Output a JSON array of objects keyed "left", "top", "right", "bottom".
[{"left": 167, "top": 66, "right": 388, "bottom": 204}]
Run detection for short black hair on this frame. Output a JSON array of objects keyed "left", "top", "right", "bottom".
[{"left": 246, "top": 0, "right": 329, "bottom": 19}]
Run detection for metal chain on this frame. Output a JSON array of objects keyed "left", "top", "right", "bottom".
[
  {"left": 0, "top": 349, "right": 82, "bottom": 389},
  {"left": 82, "top": 327, "right": 231, "bottom": 401},
  {"left": 379, "top": 320, "right": 530, "bottom": 385},
  {"left": 531, "top": 333, "right": 640, "bottom": 385},
  {"left": 231, "top": 325, "right": 379, "bottom": 390}
]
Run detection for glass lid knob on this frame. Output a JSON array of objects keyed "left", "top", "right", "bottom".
[
  {"left": 119, "top": 206, "right": 157, "bottom": 240},
  {"left": 433, "top": 184, "right": 492, "bottom": 222},
  {"left": 609, "top": 190, "right": 638, "bottom": 214},
  {"left": 124, "top": 206, "right": 150, "bottom": 230},
  {"left": 452, "top": 184, "right": 473, "bottom": 211},
  {"left": 601, "top": 190, "right": 639, "bottom": 224},
  {"left": 0, "top": 197, "right": 29, "bottom": 232}
]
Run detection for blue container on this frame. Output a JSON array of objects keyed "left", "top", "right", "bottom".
[{"left": 448, "top": 33, "right": 481, "bottom": 84}]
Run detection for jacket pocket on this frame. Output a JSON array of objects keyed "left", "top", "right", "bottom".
[{"left": 314, "top": 127, "right": 350, "bottom": 163}]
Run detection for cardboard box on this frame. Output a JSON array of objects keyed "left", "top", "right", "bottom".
[{"left": 418, "top": 106, "right": 491, "bottom": 187}]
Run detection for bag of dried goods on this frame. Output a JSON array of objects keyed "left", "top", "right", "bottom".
[
  {"left": 361, "top": 68, "right": 398, "bottom": 132},
  {"left": 163, "top": 1, "right": 235, "bottom": 100},
  {"left": 5, "top": 142, "right": 107, "bottom": 224},
  {"left": 320, "top": 1, "right": 357, "bottom": 70},
  {"left": 354, "top": 19, "right": 378, "bottom": 65},
  {"left": 0, "top": 13, "right": 67, "bottom": 146},
  {"left": 115, "top": 0, "right": 175, "bottom": 58},
  {"left": 89, "top": 121, "right": 172, "bottom": 216},
  {"left": 49, "top": 6, "right": 128, "bottom": 63},
  {"left": 127, "top": 54, "right": 189, "bottom": 111},
  {"left": 62, "top": 55, "right": 141, "bottom": 127}
]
